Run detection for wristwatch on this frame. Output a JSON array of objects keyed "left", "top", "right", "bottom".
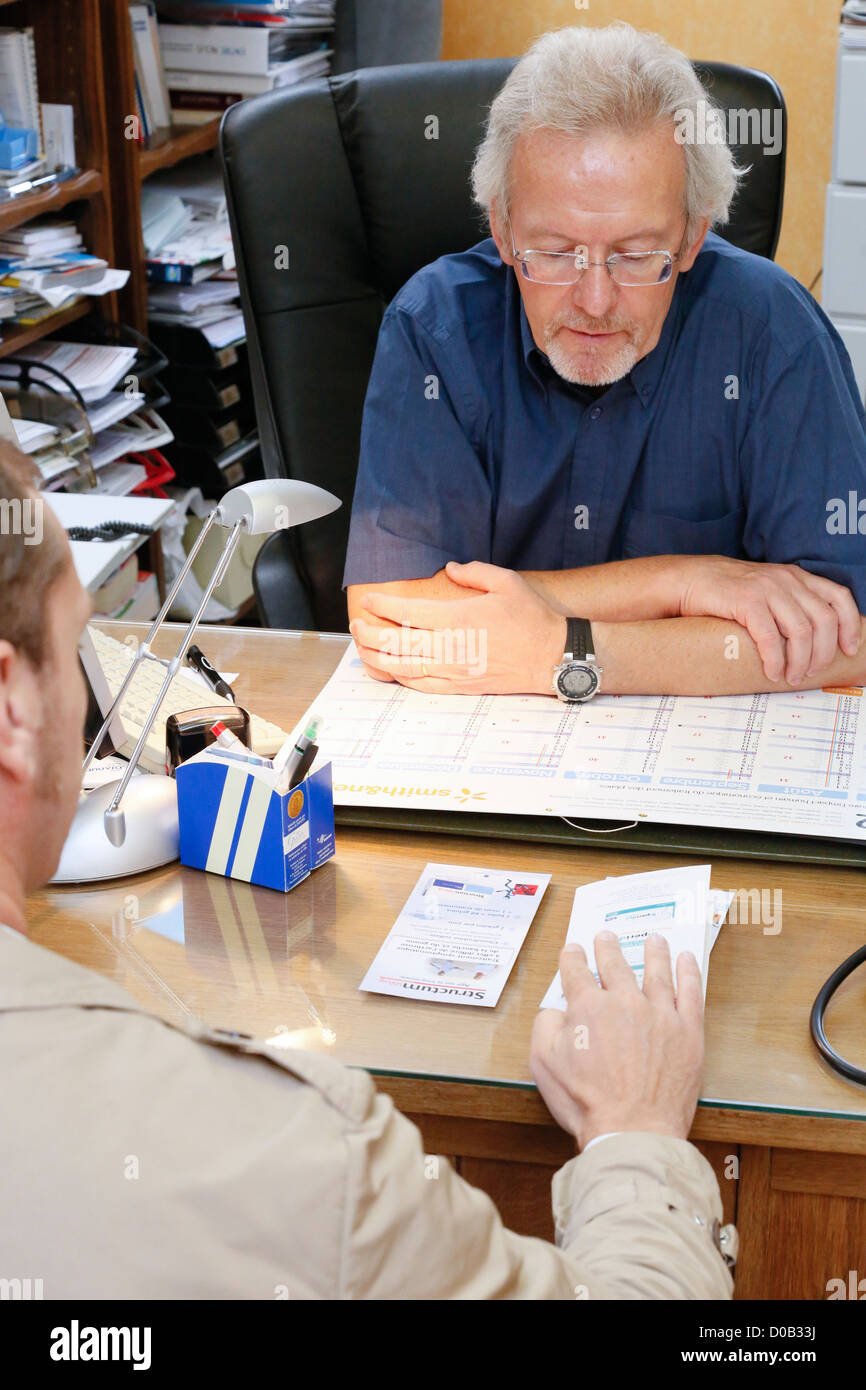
[{"left": 552, "top": 617, "right": 602, "bottom": 703}]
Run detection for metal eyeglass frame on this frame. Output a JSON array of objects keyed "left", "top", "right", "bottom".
[{"left": 508, "top": 219, "right": 688, "bottom": 287}]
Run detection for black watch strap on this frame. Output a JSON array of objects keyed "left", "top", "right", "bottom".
[{"left": 565, "top": 617, "right": 594, "bottom": 663}]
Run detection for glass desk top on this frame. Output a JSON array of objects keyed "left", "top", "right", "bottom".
[{"left": 26, "top": 623, "right": 866, "bottom": 1125}]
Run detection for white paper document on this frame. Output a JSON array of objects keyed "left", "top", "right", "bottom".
[
  {"left": 359, "top": 862, "right": 551, "bottom": 1007},
  {"left": 539, "top": 866, "right": 732, "bottom": 1011},
  {"left": 301, "top": 648, "right": 866, "bottom": 843}
]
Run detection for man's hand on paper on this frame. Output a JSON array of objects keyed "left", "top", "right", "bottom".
[
  {"left": 677, "top": 555, "right": 861, "bottom": 685},
  {"left": 350, "top": 561, "right": 566, "bottom": 696},
  {"left": 530, "top": 932, "right": 704, "bottom": 1149}
]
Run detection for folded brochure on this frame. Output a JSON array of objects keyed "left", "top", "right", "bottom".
[{"left": 359, "top": 862, "right": 551, "bottom": 1007}]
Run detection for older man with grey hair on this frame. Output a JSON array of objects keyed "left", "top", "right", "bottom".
[{"left": 346, "top": 22, "right": 866, "bottom": 706}]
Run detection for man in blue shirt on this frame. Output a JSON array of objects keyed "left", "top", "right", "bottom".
[{"left": 345, "top": 24, "right": 866, "bottom": 700}]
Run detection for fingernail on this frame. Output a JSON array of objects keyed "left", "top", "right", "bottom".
[
  {"left": 596, "top": 929, "right": 617, "bottom": 941},
  {"left": 646, "top": 933, "right": 668, "bottom": 947},
  {"left": 564, "top": 942, "right": 584, "bottom": 953}
]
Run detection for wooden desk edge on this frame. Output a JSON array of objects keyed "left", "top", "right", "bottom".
[{"left": 374, "top": 1076, "right": 866, "bottom": 1157}]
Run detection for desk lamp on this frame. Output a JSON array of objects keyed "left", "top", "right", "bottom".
[{"left": 52, "top": 479, "right": 341, "bottom": 884}]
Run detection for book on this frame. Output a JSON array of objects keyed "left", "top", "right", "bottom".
[
  {"left": 165, "top": 49, "right": 331, "bottom": 95},
  {"left": 0, "top": 217, "right": 81, "bottom": 252},
  {"left": 169, "top": 106, "right": 222, "bottom": 126},
  {"left": 146, "top": 258, "right": 223, "bottom": 284},
  {"left": 0, "top": 252, "right": 108, "bottom": 291},
  {"left": 159, "top": 22, "right": 326, "bottom": 74},
  {"left": 0, "top": 27, "right": 41, "bottom": 147},
  {"left": 41, "top": 104, "right": 76, "bottom": 169},
  {"left": 129, "top": 3, "right": 172, "bottom": 134}
]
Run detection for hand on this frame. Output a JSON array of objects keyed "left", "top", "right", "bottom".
[
  {"left": 677, "top": 556, "right": 861, "bottom": 685},
  {"left": 349, "top": 561, "right": 567, "bottom": 695},
  {"left": 530, "top": 933, "right": 704, "bottom": 1149}
]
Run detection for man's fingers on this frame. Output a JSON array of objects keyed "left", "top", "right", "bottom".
[
  {"left": 641, "top": 932, "right": 676, "bottom": 1007},
  {"left": 785, "top": 588, "right": 840, "bottom": 677},
  {"left": 793, "top": 568, "right": 862, "bottom": 655},
  {"left": 674, "top": 949, "right": 705, "bottom": 1029},
  {"left": 761, "top": 591, "right": 815, "bottom": 685},
  {"left": 445, "top": 559, "right": 510, "bottom": 593},
  {"left": 360, "top": 590, "right": 475, "bottom": 630},
  {"left": 741, "top": 605, "right": 786, "bottom": 683},
  {"left": 559, "top": 942, "right": 598, "bottom": 1001},
  {"left": 350, "top": 615, "right": 436, "bottom": 655},
  {"left": 593, "top": 931, "right": 639, "bottom": 991}
]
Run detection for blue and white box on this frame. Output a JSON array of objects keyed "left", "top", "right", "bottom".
[{"left": 176, "top": 750, "right": 335, "bottom": 893}]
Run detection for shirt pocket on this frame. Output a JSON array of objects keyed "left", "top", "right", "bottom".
[{"left": 620, "top": 505, "right": 746, "bottom": 560}]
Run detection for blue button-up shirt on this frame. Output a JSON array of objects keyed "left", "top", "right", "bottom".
[{"left": 343, "top": 233, "right": 866, "bottom": 609}]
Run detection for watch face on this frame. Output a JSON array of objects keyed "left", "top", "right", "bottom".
[{"left": 557, "top": 663, "right": 598, "bottom": 701}]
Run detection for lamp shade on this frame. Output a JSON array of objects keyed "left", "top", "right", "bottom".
[{"left": 216, "top": 479, "right": 342, "bottom": 535}]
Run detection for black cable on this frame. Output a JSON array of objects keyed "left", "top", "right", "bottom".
[
  {"left": 809, "top": 944, "right": 866, "bottom": 1085},
  {"left": 67, "top": 521, "right": 155, "bottom": 543}
]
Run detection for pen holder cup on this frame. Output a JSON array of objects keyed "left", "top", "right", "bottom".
[{"left": 176, "top": 753, "right": 335, "bottom": 893}]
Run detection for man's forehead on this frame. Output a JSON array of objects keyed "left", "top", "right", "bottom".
[{"left": 510, "top": 124, "right": 686, "bottom": 217}]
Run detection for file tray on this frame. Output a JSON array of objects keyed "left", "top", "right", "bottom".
[
  {"left": 177, "top": 753, "right": 335, "bottom": 892},
  {"left": 334, "top": 805, "right": 866, "bottom": 869}
]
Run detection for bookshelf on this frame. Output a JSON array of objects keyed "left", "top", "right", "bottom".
[
  {"left": 100, "top": 0, "right": 222, "bottom": 333},
  {"left": 0, "top": 0, "right": 223, "bottom": 350},
  {"left": 0, "top": 0, "right": 117, "bottom": 358}
]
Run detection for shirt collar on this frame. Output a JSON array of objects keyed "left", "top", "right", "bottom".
[{"left": 515, "top": 268, "right": 687, "bottom": 410}]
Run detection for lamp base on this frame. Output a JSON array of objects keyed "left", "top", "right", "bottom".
[{"left": 51, "top": 776, "right": 180, "bottom": 884}]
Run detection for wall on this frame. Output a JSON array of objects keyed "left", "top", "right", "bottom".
[{"left": 441, "top": 0, "right": 840, "bottom": 291}]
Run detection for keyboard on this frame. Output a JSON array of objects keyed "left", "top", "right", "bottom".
[{"left": 88, "top": 625, "right": 287, "bottom": 774}]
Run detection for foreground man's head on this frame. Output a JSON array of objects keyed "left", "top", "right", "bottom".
[{"left": 0, "top": 442, "right": 91, "bottom": 913}]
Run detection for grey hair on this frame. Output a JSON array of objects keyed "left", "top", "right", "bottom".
[{"left": 471, "top": 22, "right": 744, "bottom": 246}]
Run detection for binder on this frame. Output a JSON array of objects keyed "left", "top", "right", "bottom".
[
  {"left": 162, "top": 361, "right": 243, "bottom": 409},
  {"left": 164, "top": 430, "right": 262, "bottom": 496},
  {"left": 148, "top": 320, "right": 243, "bottom": 369},
  {"left": 334, "top": 805, "right": 866, "bottom": 868}
]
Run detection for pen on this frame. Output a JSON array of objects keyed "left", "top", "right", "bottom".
[
  {"left": 0, "top": 168, "right": 77, "bottom": 199},
  {"left": 273, "top": 715, "right": 322, "bottom": 791},
  {"left": 187, "top": 644, "right": 235, "bottom": 701}
]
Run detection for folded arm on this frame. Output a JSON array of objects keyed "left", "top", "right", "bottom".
[{"left": 349, "top": 556, "right": 865, "bottom": 696}]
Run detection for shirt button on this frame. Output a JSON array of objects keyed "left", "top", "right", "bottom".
[{"left": 589, "top": 406, "right": 603, "bottom": 420}]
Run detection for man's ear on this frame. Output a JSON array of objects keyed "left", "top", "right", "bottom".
[
  {"left": 489, "top": 199, "right": 515, "bottom": 267},
  {"left": 678, "top": 216, "right": 712, "bottom": 272},
  {"left": 0, "top": 640, "right": 40, "bottom": 787}
]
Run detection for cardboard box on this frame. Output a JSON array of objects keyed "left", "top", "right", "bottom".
[{"left": 176, "top": 750, "right": 335, "bottom": 893}]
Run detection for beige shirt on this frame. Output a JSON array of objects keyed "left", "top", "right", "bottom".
[{"left": 0, "top": 926, "right": 733, "bottom": 1299}]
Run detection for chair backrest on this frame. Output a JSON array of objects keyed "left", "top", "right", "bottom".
[{"left": 222, "top": 58, "right": 786, "bottom": 632}]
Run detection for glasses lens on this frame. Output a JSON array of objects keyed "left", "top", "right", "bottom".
[
  {"left": 522, "top": 252, "right": 584, "bottom": 285},
  {"left": 611, "top": 253, "right": 671, "bottom": 287}
]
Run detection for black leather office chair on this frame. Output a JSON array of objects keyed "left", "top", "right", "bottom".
[{"left": 221, "top": 58, "right": 786, "bottom": 633}]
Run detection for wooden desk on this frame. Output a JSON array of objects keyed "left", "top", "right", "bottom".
[{"left": 28, "top": 622, "right": 866, "bottom": 1300}]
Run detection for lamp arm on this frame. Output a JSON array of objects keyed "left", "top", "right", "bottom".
[
  {"left": 102, "top": 520, "right": 246, "bottom": 846},
  {"left": 81, "top": 507, "right": 224, "bottom": 778}
]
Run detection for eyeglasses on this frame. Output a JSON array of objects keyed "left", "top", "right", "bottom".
[{"left": 509, "top": 221, "right": 687, "bottom": 287}]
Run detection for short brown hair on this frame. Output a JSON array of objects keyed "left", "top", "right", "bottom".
[{"left": 0, "top": 437, "right": 69, "bottom": 666}]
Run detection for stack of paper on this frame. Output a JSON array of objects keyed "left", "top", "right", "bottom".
[
  {"left": 143, "top": 155, "right": 245, "bottom": 347},
  {"left": 539, "top": 865, "right": 733, "bottom": 1010},
  {"left": 0, "top": 215, "right": 128, "bottom": 332},
  {"left": 0, "top": 342, "right": 174, "bottom": 494},
  {"left": 0, "top": 341, "right": 139, "bottom": 401}
]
